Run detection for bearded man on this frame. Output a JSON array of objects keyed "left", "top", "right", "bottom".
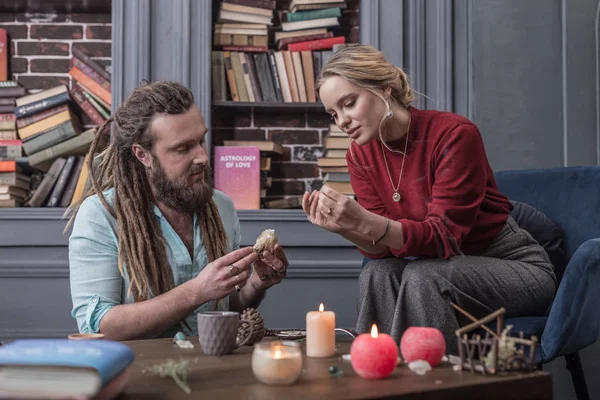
[{"left": 67, "top": 81, "right": 288, "bottom": 340}]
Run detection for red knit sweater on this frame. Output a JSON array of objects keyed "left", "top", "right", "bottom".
[{"left": 348, "top": 106, "right": 512, "bottom": 259}]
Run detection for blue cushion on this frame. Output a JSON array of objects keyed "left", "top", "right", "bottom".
[
  {"left": 540, "top": 238, "right": 600, "bottom": 362},
  {"left": 495, "top": 166, "right": 600, "bottom": 258}
]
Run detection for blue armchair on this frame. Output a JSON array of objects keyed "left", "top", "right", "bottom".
[
  {"left": 361, "top": 166, "right": 600, "bottom": 399},
  {"left": 493, "top": 166, "right": 600, "bottom": 400}
]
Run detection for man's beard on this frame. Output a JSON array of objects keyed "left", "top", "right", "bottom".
[{"left": 148, "top": 158, "right": 213, "bottom": 214}]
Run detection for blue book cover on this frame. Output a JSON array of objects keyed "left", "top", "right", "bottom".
[{"left": 0, "top": 339, "right": 134, "bottom": 386}]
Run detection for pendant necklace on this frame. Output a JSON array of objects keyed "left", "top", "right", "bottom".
[{"left": 381, "top": 115, "right": 410, "bottom": 202}]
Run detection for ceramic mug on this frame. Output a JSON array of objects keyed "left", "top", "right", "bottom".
[{"left": 197, "top": 311, "right": 255, "bottom": 355}]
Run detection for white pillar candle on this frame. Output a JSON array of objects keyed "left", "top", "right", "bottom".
[{"left": 306, "top": 303, "right": 336, "bottom": 357}]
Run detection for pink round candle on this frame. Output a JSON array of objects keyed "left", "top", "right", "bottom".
[
  {"left": 400, "top": 327, "right": 446, "bottom": 367},
  {"left": 350, "top": 324, "right": 398, "bottom": 379}
]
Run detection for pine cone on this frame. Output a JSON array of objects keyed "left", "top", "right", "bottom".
[{"left": 238, "top": 308, "right": 265, "bottom": 345}]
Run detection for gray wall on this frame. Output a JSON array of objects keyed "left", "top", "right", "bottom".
[
  {"left": 363, "top": 0, "right": 600, "bottom": 170},
  {"left": 454, "top": 0, "right": 600, "bottom": 170}
]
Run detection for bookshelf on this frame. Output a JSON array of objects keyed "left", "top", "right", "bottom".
[{"left": 210, "top": 0, "right": 360, "bottom": 210}]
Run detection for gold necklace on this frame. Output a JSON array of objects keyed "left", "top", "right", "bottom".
[{"left": 381, "top": 115, "right": 410, "bottom": 202}]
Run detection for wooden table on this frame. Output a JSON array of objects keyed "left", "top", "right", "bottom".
[{"left": 120, "top": 337, "right": 552, "bottom": 399}]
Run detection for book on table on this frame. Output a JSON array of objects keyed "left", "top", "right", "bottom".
[{"left": 0, "top": 339, "right": 134, "bottom": 399}]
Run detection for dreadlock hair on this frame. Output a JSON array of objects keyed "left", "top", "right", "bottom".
[{"left": 65, "top": 81, "right": 229, "bottom": 310}]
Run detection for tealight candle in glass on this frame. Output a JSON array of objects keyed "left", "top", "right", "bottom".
[{"left": 251, "top": 341, "right": 303, "bottom": 385}]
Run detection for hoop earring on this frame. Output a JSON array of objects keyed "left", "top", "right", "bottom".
[{"left": 383, "top": 98, "right": 393, "bottom": 119}]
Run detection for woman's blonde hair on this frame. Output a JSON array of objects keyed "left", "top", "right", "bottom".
[
  {"left": 315, "top": 44, "right": 413, "bottom": 107},
  {"left": 315, "top": 44, "right": 414, "bottom": 159}
]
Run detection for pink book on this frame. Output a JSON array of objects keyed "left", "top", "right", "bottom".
[{"left": 213, "top": 146, "right": 261, "bottom": 210}]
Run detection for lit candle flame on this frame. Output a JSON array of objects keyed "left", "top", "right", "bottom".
[
  {"left": 274, "top": 349, "right": 282, "bottom": 359},
  {"left": 319, "top": 303, "right": 324, "bottom": 312},
  {"left": 371, "top": 324, "right": 378, "bottom": 338}
]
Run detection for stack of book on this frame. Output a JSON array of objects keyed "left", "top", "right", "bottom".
[
  {"left": 0, "top": 31, "right": 104, "bottom": 208},
  {"left": 0, "top": 81, "right": 30, "bottom": 207},
  {"left": 12, "top": 85, "right": 95, "bottom": 207},
  {"left": 214, "top": 0, "right": 274, "bottom": 52},
  {"left": 13, "top": 85, "right": 94, "bottom": 169},
  {"left": 0, "top": 158, "right": 32, "bottom": 208},
  {"left": 278, "top": 0, "right": 347, "bottom": 51},
  {"left": 15, "top": 86, "right": 82, "bottom": 163},
  {"left": 0, "top": 136, "right": 31, "bottom": 208},
  {"left": 0, "top": 81, "right": 26, "bottom": 140},
  {"left": 318, "top": 123, "right": 354, "bottom": 198},
  {"left": 212, "top": 0, "right": 276, "bottom": 102},
  {"left": 211, "top": 0, "right": 348, "bottom": 103},
  {"left": 25, "top": 154, "right": 88, "bottom": 207},
  {"left": 8, "top": 47, "right": 110, "bottom": 208},
  {"left": 68, "top": 48, "right": 111, "bottom": 126},
  {"left": 0, "top": 81, "right": 26, "bottom": 121}
]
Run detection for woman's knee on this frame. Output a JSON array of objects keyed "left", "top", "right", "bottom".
[
  {"left": 401, "top": 262, "right": 437, "bottom": 285},
  {"left": 358, "top": 257, "right": 405, "bottom": 288},
  {"left": 399, "top": 261, "right": 447, "bottom": 297}
]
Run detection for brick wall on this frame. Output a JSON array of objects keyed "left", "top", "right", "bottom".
[
  {"left": 0, "top": 12, "right": 111, "bottom": 93},
  {"left": 212, "top": 108, "right": 333, "bottom": 197},
  {"left": 211, "top": 0, "right": 359, "bottom": 200}
]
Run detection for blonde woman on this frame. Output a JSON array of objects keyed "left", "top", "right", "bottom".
[{"left": 302, "top": 44, "right": 556, "bottom": 353}]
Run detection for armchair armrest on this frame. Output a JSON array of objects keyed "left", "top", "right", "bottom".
[{"left": 540, "top": 238, "right": 600, "bottom": 362}]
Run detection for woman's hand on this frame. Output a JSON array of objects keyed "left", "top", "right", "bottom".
[
  {"left": 302, "top": 190, "right": 343, "bottom": 233},
  {"left": 316, "top": 185, "right": 368, "bottom": 232}
]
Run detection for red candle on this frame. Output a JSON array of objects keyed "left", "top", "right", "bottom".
[
  {"left": 400, "top": 327, "right": 446, "bottom": 367},
  {"left": 350, "top": 324, "right": 398, "bottom": 379}
]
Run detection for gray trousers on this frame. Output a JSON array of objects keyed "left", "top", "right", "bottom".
[{"left": 356, "top": 216, "right": 557, "bottom": 355}]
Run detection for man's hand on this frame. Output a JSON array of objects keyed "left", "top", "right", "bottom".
[
  {"left": 195, "top": 247, "right": 257, "bottom": 303},
  {"left": 250, "top": 243, "right": 289, "bottom": 291}
]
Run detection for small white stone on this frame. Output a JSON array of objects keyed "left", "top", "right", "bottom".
[
  {"left": 453, "top": 365, "right": 462, "bottom": 372},
  {"left": 254, "top": 229, "right": 278, "bottom": 254},
  {"left": 441, "top": 356, "right": 449, "bottom": 362},
  {"left": 175, "top": 340, "right": 194, "bottom": 349},
  {"left": 407, "top": 360, "right": 432, "bottom": 376},
  {"left": 448, "top": 355, "right": 462, "bottom": 365}
]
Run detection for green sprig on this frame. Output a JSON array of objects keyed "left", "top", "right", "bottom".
[{"left": 144, "top": 358, "right": 192, "bottom": 394}]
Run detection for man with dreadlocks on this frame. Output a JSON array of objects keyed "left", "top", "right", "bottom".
[{"left": 67, "top": 81, "right": 288, "bottom": 340}]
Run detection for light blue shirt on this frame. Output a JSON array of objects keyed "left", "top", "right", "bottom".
[{"left": 68, "top": 188, "right": 241, "bottom": 337}]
